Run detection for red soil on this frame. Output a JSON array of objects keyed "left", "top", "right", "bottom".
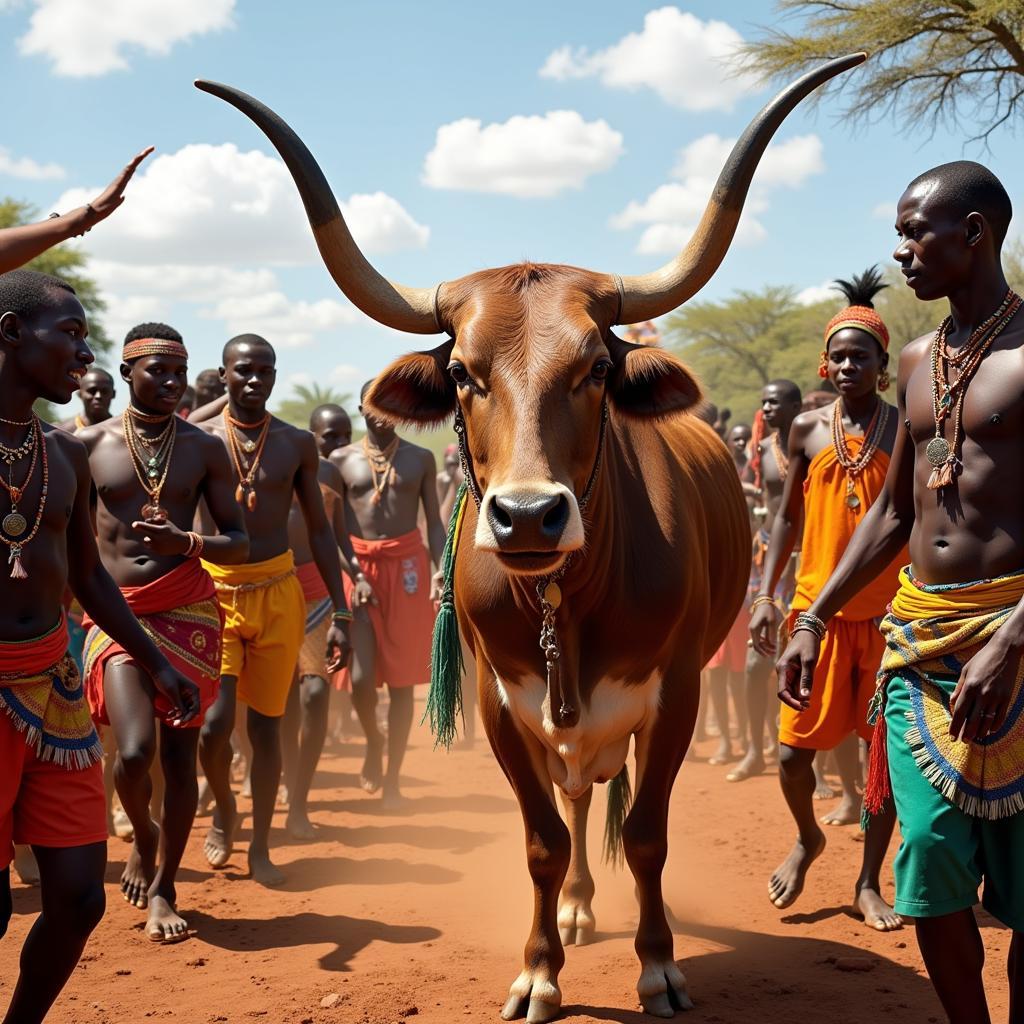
[{"left": 1, "top": 700, "right": 1011, "bottom": 1023}]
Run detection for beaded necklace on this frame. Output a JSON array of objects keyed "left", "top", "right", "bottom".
[
  {"left": 0, "top": 418, "right": 40, "bottom": 539},
  {"left": 927, "top": 291, "right": 1022, "bottom": 490},
  {"left": 223, "top": 409, "right": 271, "bottom": 511},
  {"left": 0, "top": 416, "right": 48, "bottom": 580},
  {"left": 363, "top": 435, "right": 401, "bottom": 505},
  {"left": 123, "top": 407, "right": 177, "bottom": 523},
  {"left": 830, "top": 398, "right": 890, "bottom": 509}
]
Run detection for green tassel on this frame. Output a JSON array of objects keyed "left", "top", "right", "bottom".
[
  {"left": 424, "top": 482, "right": 469, "bottom": 749},
  {"left": 603, "top": 764, "right": 633, "bottom": 869}
]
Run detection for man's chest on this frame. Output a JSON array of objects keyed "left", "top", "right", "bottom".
[
  {"left": 345, "top": 450, "right": 421, "bottom": 497},
  {"left": 92, "top": 438, "right": 205, "bottom": 507}
]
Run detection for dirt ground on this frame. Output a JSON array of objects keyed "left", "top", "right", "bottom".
[{"left": 1, "top": 695, "right": 1012, "bottom": 1024}]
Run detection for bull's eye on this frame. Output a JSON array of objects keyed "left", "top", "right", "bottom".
[
  {"left": 448, "top": 362, "right": 469, "bottom": 385},
  {"left": 591, "top": 359, "right": 612, "bottom": 382}
]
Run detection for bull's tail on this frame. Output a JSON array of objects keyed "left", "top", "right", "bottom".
[{"left": 603, "top": 765, "right": 633, "bottom": 869}]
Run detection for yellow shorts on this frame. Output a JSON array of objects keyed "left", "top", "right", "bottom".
[
  {"left": 203, "top": 551, "right": 305, "bottom": 718},
  {"left": 778, "top": 614, "right": 883, "bottom": 750}
]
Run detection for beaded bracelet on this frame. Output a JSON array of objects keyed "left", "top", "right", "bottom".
[
  {"left": 792, "top": 611, "right": 826, "bottom": 641},
  {"left": 332, "top": 609, "right": 353, "bottom": 623},
  {"left": 750, "top": 594, "right": 779, "bottom": 613},
  {"left": 184, "top": 531, "right": 204, "bottom": 558}
]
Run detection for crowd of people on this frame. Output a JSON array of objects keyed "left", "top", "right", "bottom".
[{"left": 0, "top": 147, "right": 1021, "bottom": 1024}]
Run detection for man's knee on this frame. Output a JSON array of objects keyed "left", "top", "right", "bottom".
[
  {"left": 300, "top": 675, "right": 329, "bottom": 712},
  {"left": 778, "top": 743, "right": 814, "bottom": 780},
  {"left": 247, "top": 710, "right": 280, "bottom": 750},
  {"left": 116, "top": 739, "right": 155, "bottom": 782},
  {"left": 48, "top": 877, "right": 106, "bottom": 938}
]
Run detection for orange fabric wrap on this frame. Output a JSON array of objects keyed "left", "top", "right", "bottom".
[
  {"left": 792, "top": 438, "right": 906, "bottom": 621},
  {"left": 295, "top": 560, "right": 330, "bottom": 603},
  {"left": 0, "top": 619, "right": 69, "bottom": 675}
]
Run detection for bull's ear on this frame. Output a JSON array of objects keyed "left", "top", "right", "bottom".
[
  {"left": 606, "top": 333, "right": 702, "bottom": 418},
  {"left": 365, "top": 340, "right": 457, "bottom": 425}
]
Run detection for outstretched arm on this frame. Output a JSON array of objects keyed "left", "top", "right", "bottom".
[
  {"left": 63, "top": 435, "right": 199, "bottom": 723},
  {"left": 0, "top": 148, "right": 152, "bottom": 274}
]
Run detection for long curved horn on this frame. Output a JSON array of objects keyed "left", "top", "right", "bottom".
[
  {"left": 616, "top": 53, "right": 866, "bottom": 324},
  {"left": 195, "top": 80, "right": 441, "bottom": 335}
]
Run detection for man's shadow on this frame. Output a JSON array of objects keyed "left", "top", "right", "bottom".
[{"left": 186, "top": 909, "right": 440, "bottom": 972}]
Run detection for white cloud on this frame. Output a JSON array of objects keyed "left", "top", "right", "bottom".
[
  {"left": 201, "top": 290, "right": 363, "bottom": 350},
  {"left": 17, "top": 0, "right": 235, "bottom": 77},
  {"left": 53, "top": 144, "right": 429, "bottom": 266},
  {"left": 0, "top": 147, "right": 64, "bottom": 180},
  {"left": 611, "top": 133, "right": 824, "bottom": 254},
  {"left": 539, "top": 7, "right": 758, "bottom": 113},
  {"left": 796, "top": 282, "right": 839, "bottom": 306},
  {"left": 330, "top": 363, "right": 362, "bottom": 386},
  {"left": 423, "top": 111, "right": 623, "bottom": 198}
]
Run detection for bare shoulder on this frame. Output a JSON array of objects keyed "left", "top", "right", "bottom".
[
  {"left": 318, "top": 456, "right": 344, "bottom": 493},
  {"left": 898, "top": 334, "right": 931, "bottom": 373},
  {"left": 42, "top": 421, "right": 88, "bottom": 471},
  {"left": 789, "top": 407, "right": 827, "bottom": 441},
  {"left": 400, "top": 437, "right": 437, "bottom": 468}
]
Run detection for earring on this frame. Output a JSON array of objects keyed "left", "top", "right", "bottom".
[
  {"left": 878, "top": 369, "right": 890, "bottom": 392},
  {"left": 817, "top": 350, "right": 828, "bottom": 380}
]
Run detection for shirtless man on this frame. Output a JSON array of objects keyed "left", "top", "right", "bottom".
[
  {"left": 727, "top": 380, "right": 802, "bottom": 783},
  {"left": 436, "top": 442, "right": 464, "bottom": 526},
  {"left": 751, "top": 270, "right": 903, "bottom": 933},
  {"left": 777, "top": 163, "right": 1024, "bottom": 1022},
  {"left": 78, "top": 323, "right": 247, "bottom": 942},
  {"left": 282, "top": 404, "right": 371, "bottom": 839},
  {"left": 331, "top": 381, "right": 445, "bottom": 807},
  {"left": 0, "top": 269, "right": 198, "bottom": 1022},
  {"left": 193, "top": 368, "right": 225, "bottom": 410},
  {"left": 57, "top": 368, "right": 115, "bottom": 433},
  {"left": 727, "top": 422, "right": 752, "bottom": 478},
  {"left": 198, "top": 334, "right": 351, "bottom": 885}
]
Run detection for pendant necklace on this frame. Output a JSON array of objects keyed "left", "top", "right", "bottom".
[
  {"left": 224, "top": 409, "right": 270, "bottom": 511},
  {"left": 363, "top": 435, "right": 400, "bottom": 505},
  {"left": 927, "top": 290, "right": 1021, "bottom": 490},
  {"left": 0, "top": 416, "right": 48, "bottom": 579},
  {"left": 123, "top": 407, "right": 176, "bottom": 523},
  {"left": 830, "top": 397, "right": 890, "bottom": 510}
]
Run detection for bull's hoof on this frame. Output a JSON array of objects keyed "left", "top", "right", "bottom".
[
  {"left": 557, "top": 898, "right": 595, "bottom": 947},
  {"left": 637, "top": 961, "right": 693, "bottom": 1017},
  {"left": 501, "top": 970, "right": 562, "bottom": 1023}
]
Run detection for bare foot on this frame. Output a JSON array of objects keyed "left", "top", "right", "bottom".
[
  {"left": 112, "top": 808, "right": 135, "bottom": 841},
  {"left": 708, "top": 741, "right": 735, "bottom": 766},
  {"left": 240, "top": 772, "right": 252, "bottom": 800},
  {"left": 121, "top": 820, "right": 159, "bottom": 909},
  {"left": 855, "top": 885, "right": 903, "bottom": 931},
  {"left": 381, "top": 781, "right": 405, "bottom": 812},
  {"left": 814, "top": 779, "right": 838, "bottom": 800},
  {"left": 726, "top": 750, "right": 765, "bottom": 783},
  {"left": 146, "top": 894, "right": 190, "bottom": 943},
  {"left": 768, "top": 831, "right": 826, "bottom": 909},
  {"left": 821, "top": 796, "right": 860, "bottom": 826},
  {"left": 286, "top": 807, "right": 317, "bottom": 841},
  {"left": 248, "top": 848, "right": 285, "bottom": 888},
  {"left": 12, "top": 845, "right": 39, "bottom": 886},
  {"left": 277, "top": 784, "right": 290, "bottom": 808},
  {"left": 360, "top": 736, "right": 384, "bottom": 794},
  {"left": 203, "top": 800, "right": 238, "bottom": 869}
]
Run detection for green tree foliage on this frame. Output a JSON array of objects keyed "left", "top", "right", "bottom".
[
  {"left": 743, "top": 2, "right": 1024, "bottom": 143},
  {"left": 274, "top": 382, "right": 353, "bottom": 428}
]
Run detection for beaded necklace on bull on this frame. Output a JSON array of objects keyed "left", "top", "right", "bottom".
[
  {"left": 925, "top": 289, "right": 1021, "bottom": 491},
  {"left": 456, "top": 401, "right": 609, "bottom": 729}
]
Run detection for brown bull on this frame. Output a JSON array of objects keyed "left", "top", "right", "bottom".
[{"left": 197, "top": 52, "right": 864, "bottom": 1020}]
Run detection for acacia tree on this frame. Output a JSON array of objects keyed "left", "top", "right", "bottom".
[{"left": 743, "top": 2, "right": 1024, "bottom": 142}]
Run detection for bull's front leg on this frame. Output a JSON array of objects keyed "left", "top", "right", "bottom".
[
  {"left": 481, "top": 675, "right": 569, "bottom": 1023},
  {"left": 624, "top": 660, "right": 699, "bottom": 1017},
  {"left": 557, "top": 785, "right": 595, "bottom": 946}
]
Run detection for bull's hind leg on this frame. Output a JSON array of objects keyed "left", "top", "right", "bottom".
[
  {"left": 624, "top": 660, "right": 699, "bottom": 1017},
  {"left": 481, "top": 678, "right": 569, "bottom": 1023},
  {"left": 557, "top": 785, "right": 595, "bottom": 946}
]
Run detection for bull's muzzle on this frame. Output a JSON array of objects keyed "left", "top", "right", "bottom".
[{"left": 487, "top": 490, "right": 570, "bottom": 551}]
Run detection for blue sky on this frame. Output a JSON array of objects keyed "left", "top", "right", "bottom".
[{"left": 1, "top": 0, "right": 1018, "bottom": 417}]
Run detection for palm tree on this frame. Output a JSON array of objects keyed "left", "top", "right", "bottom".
[{"left": 274, "top": 381, "right": 353, "bottom": 429}]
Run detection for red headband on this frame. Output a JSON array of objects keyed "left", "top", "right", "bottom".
[
  {"left": 122, "top": 338, "right": 188, "bottom": 362},
  {"left": 824, "top": 306, "right": 889, "bottom": 351}
]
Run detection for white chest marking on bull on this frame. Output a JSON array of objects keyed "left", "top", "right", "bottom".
[{"left": 495, "top": 673, "right": 662, "bottom": 798}]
